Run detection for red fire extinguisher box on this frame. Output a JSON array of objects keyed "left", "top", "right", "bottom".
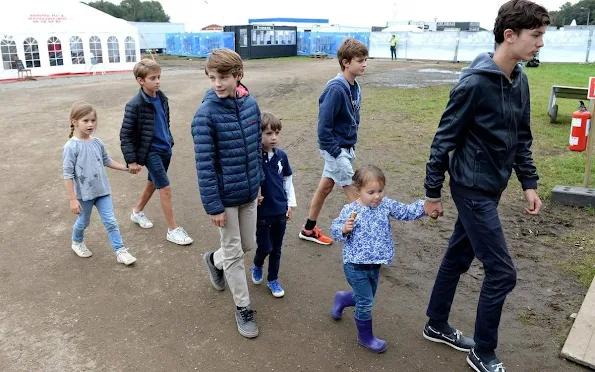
[{"left": 569, "top": 101, "right": 591, "bottom": 152}]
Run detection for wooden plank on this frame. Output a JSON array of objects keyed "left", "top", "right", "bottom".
[{"left": 561, "top": 276, "right": 595, "bottom": 369}]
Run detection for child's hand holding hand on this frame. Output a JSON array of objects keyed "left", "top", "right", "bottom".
[{"left": 70, "top": 199, "right": 82, "bottom": 214}]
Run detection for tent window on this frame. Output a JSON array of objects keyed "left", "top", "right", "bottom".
[
  {"left": 1, "top": 38, "right": 18, "bottom": 70},
  {"left": 48, "top": 36, "right": 63, "bottom": 66},
  {"left": 70, "top": 36, "right": 85, "bottom": 64},
  {"left": 107, "top": 36, "right": 120, "bottom": 63},
  {"left": 125, "top": 37, "right": 136, "bottom": 62},
  {"left": 89, "top": 36, "right": 103, "bottom": 64},
  {"left": 24, "top": 38, "right": 41, "bottom": 68}
]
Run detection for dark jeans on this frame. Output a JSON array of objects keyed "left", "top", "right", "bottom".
[
  {"left": 426, "top": 191, "right": 517, "bottom": 350},
  {"left": 254, "top": 213, "right": 287, "bottom": 282},
  {"left": 390, "top": 46, "right": 397, "bottom": 60},
  {"left": 146, "top": 151, "right": 171, "bottom": 189},
  {"left": 344, "top": 263, "right": 381, "bottom": 321}
]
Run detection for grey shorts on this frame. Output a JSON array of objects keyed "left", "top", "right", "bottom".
[{"left": 320, "top": 148, "right": 356, "bottom": 187}]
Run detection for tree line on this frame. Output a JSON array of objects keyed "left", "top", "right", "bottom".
[
  {"left": 85, "top": 0, "right": 170, "bottom": 22},
  {"left": 550, "top": 0, "right": 595, "bottom": 27}
]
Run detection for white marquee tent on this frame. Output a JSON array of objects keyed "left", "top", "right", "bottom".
[{"left": 0, "top": 0, "right": 140, "bottom": 80}]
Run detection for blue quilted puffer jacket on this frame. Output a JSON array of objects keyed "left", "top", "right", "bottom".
[{"left": 191, "top": 86, "right": 264, "bottom": 215}]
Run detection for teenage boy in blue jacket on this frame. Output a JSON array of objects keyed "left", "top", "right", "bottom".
[
  {"left": 299, "top": 38, "right": 368, "bottom": 245},
  {"left": 421, "top": 1, "right": 549, "bottom": 371},
  {"left": 191, "top": 49, "right": 264, "bottom": 339}
]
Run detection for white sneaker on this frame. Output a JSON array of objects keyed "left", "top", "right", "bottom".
[
  {"left": 167, "top": 227, "right": 193, "bottom": 245},
  {"left": 115, "top": 247, "right": 137, "bottom": 265},
  {"left": 131, "top": 210, "right": 153, "bottom": 229},
  {"left": 71, "top": 241, "right": 92, "bottom": 257}
]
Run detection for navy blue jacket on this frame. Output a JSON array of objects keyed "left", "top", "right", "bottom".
[
  {"left": 424, "top": 53, "right": 539, "bottom": 200},
  {"left": 259, "top": 148, "right": 292, "bottom": 217},
  {"left": 317, "top": 73, "right": 362, "bottom": 158},
  {"left": 191, "top": 86, "right": 264, "bottom": 215},
  {"left": 120, "top": 88, "right": 173, "bottom": 166}
]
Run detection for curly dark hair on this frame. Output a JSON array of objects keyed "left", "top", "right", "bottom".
[{"left": 494, "top": 0, "right": 551, "bottom": 44}]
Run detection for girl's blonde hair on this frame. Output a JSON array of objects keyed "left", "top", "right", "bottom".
[
  {"left": 352, "top": 164, "right": 386, "bottom": 190},
  {"left": 69, "top": 102, "right": 97, "bottom": 138}
]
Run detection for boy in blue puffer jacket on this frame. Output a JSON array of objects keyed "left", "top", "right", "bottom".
[{"left": 191, "top": 49, "right": 264, "bottom": 339}]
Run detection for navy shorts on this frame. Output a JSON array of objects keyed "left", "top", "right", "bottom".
[{"left": 146, "top": 151, "right": 171, "bottom": 189}]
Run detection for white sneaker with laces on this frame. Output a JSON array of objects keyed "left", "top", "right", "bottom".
[
  {"left": 131, "top": 210, "right": 153, "bottom": 229},
  {"left": 167, "top": 227, "right": 193, "bottom": 245},
  {"left": 115, "top": 247, "right": 137, "bottom": 265},
  {"left": 72, "top": 241, "right": 92, "bottom": 257}
]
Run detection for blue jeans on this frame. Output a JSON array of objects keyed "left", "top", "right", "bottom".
[
  {"left": 254, "top": 213, "right": 287, "bottom": 282},
  {"left": 343, "top": 263, "right": 381, "bottom": 321},
  {"left": 426, "top": 191, "right": 517, "bottom": 351},
  {"left": 72, "top": 195, "right": 124, "bottom": 252},
  {"left": 146, "top": 151, "right": 171, "bottom": 189}
]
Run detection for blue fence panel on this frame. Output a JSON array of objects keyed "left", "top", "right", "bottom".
[
  {"left": 165, "top": 32, "right": 235, "bottom": 57},
  {"left": 301, "top": 32, "right": 370, "bottom": 56}
]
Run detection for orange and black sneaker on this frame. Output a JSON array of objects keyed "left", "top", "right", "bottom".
[{"left": 299, "top": 225, "right": 333, "bottom": 245}]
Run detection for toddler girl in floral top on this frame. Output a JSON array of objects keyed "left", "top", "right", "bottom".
[{"left": 329, "top": 164, "right": 427, "bottom": 353}]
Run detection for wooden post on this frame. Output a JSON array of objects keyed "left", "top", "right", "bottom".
[{"left": 585, "top": 99, "right": 595, "bottom": 188}]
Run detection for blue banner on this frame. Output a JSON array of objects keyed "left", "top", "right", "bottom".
[
  {"left": 297, "top": 32, "right": 370, "bottom": 56},
  {"left": 165, "top": 32, "right": 235, "bottom": 57}
]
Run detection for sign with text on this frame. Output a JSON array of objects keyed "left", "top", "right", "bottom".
[{"left": 589, "top": 77, "right": 595, "bottom": 100}]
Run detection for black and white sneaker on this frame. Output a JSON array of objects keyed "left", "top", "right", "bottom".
[
  {"left": 423, "top": 323, "right": 475, "bottom": 352},
  {"left": 467, "top": 348, "right": 506, "bottom": 372}
]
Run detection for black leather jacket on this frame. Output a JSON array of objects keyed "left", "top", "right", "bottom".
[{"left": 425, "top": 53, "right": 539, "bottom": 200}]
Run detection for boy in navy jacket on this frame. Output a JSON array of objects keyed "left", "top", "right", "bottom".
[
  {"left": 421, "top": 1, "right": 548, "bottom": 371},
  {"left": 191, "top": 49, "right": 264, "bottom": 339},
  {"left": 250, "top": 112, "right": 297, "bottom": 298},
  {"left": 299, "top": 38, "right": 368, "bottom": 245}
]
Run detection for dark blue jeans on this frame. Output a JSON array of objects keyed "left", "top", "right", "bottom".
[
  {"left": 426, "top": 191, "right": 517, "bottom": 351},
  {"left": 254, "top": 213, "right": 287, "bottom": 282},
  {"left": 344, "top": 263, "right": 381, "bottom": 321}
]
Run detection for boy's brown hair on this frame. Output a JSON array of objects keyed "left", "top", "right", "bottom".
[
  {"left": 133, "top": 59, "right": 161, "bottom": 79},
  {"left": 205, "top": 48, "right": 243, "bottom": 77},
  {"left": 261, "top": 112, "right": 282, "bottom": 132},
  {"left": 337, "top": 38, "right": 368, "bottom": 71},
  {"left": 493, "top": 0, "right": 550, "bottom": 44}
]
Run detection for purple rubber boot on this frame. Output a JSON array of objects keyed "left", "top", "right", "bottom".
[
  {"left": 355, "top": 318, "right": 387, "bottom": 353},
  {"left": 330, "top": 290, "right": 355, "bottom": 320}
]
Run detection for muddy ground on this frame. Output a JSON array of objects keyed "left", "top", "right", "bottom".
[{"left": 0, "top": 57, "right": 590, "bottom": 371}]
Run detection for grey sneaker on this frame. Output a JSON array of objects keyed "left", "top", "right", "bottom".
[
  {"left": 203, "top": 252, "right": 225, "bottom": 291},
  {"left": 115, "top": 247, "right": 137, "bottom": 265},
  {"left": 131, "top": 210, "right": 153, "bottom": 229},
  {"left": 71, "top": 241, "right": 92, "bottom": 258},
  {"left": 235, "top": 306, "right": 259, "bottom": 338}
]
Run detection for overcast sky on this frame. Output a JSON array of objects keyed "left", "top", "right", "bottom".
[{"left": 112, "top": 0, "right": 576, "bottom": 31}]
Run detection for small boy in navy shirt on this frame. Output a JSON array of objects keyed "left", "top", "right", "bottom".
[{"left": 250, "top": 112, "right": 296, "bottom": 298}]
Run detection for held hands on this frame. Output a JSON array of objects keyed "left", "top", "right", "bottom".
[
  {"left": 211, "top": 212, "right": 227, "bottom": 227},
  {"left": 524, "top": 189, "right": 543, "bottom": 215},
  {"left": 70, "top": 199, "right": 82, "bottom": 214},
  {"left": 286, "top": 207, "right": 293, "bottom": 221},
  {"left": 128, "top": 163, "right": 142, "bottom": 175},
  {"left": 424, "top": 200, "right": 443, "bottom": 220}
]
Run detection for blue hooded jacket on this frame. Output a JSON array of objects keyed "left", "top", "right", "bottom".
[
  {"left": 317, "top": 73, "right": 362, "bottom": 158},
  {"left": 191, "top": 86, "right": 264, "bottom": 215},
  {"left": 424, "top": 52, "right": 539, "bottom": 200}
]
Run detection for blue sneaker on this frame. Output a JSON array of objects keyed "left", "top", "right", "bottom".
[
  {"left": 267, "top": 280, "right": 285, "bottom": 298},
  {"left": 251, "top": 266, "right": 263, "bottom": 284}
]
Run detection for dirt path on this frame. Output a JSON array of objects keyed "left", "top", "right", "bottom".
[{"left": 0, "top": 57, "right": 589, "bottom": 371}]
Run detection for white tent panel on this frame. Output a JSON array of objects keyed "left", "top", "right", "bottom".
[{"left": 0, "top": 0, "right": 140, "bottom": 80}]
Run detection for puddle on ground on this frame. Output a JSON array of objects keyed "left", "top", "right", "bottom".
[{"left": 417, "top": 69, "right": 460, "bottom": 74}]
